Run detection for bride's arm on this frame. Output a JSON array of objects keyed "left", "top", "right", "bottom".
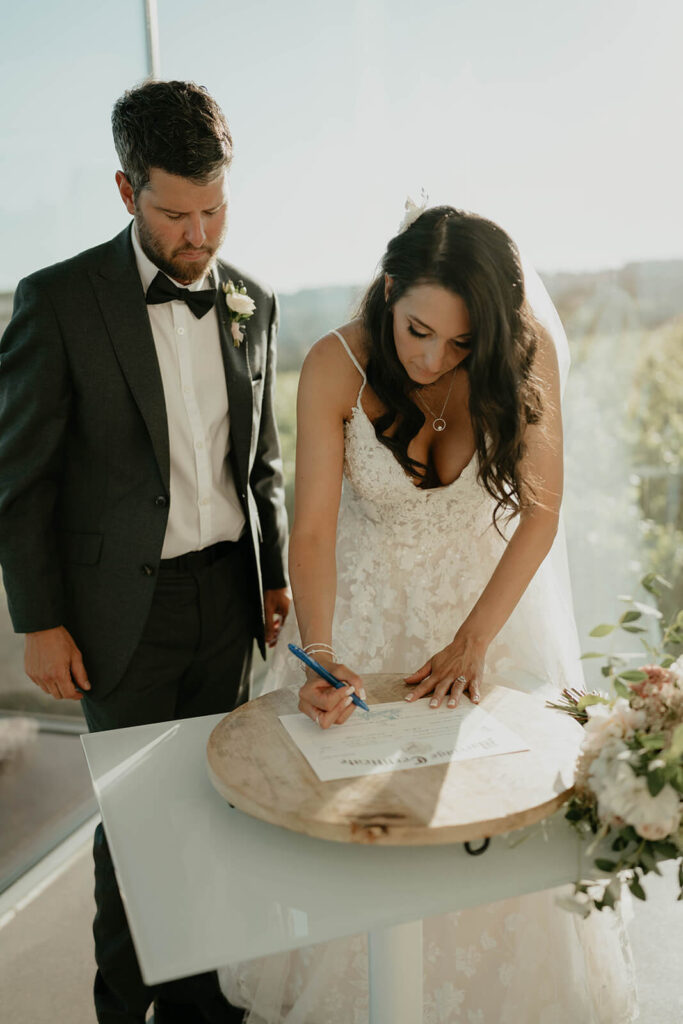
[
  {"left": 405, "top": 328, "right": 564, "bottom": 707},
  {"left": 289, "top": 337, "right": 364, "bottom": 726}
]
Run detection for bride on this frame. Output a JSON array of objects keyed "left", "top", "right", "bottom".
[{"left": 220, "top": 205, "right": 637, "bottom": 1022}]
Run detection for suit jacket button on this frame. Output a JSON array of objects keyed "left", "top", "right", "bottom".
[
  {"left": 154, "top": 495, "right": 168, "bottom": 508},
  {"left": 141, "top": 564, "right": 156, "bottom": 576}
]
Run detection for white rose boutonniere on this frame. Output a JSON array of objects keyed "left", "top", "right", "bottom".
[{"left": 223, "top": 279, "right": 256, "bottom": 347}]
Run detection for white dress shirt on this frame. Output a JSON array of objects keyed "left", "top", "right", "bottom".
[{"left": 131, "top": 227, "right": 246, "bottom": 558}]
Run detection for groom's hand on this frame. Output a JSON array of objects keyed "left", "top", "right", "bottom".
[
  {"left": 264, "top": 586, "right": 292, "bottom": 647},
  {"left": 24, "top": 626, "right": 91, "bottom": 701}
]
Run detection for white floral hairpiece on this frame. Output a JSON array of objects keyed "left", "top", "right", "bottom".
[
  {"left": 223, "top": 279, "right": 256, "bottom": 347},
  {"left": 397, "top": 190, "right": 429, "bottom": 234}
]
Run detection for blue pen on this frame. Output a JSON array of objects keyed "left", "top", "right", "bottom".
[{"left": 288, "top": 643, "right": 370, "bottom": 712}]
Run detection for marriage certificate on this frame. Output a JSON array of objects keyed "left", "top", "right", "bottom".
[{"left": 279, "top": 699, "right": 529, "bottom": 782}]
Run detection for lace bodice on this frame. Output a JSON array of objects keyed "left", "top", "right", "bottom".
[
  {"left": 337, "top": 322, "right": 497, "bottom": 557},
  {"left": 338, "top": 329, "right": 488, "bottom": 524}
]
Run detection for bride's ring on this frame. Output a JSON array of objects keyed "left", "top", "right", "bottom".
[
  {"left": 314, "top": 713, "right": 321, "bottom": 726},
  {"left": 455, "top": 675, "right": 467, "bottom": 684}
]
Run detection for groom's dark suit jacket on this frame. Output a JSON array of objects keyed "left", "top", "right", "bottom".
[{"left": 0, "top": 226, "right": 288, "bottom": 698}]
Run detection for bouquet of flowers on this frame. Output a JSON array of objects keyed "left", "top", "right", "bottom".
[{"left": 547, "top": 573, "right": 683, "bottom": 915}]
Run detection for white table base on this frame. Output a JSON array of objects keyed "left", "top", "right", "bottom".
[
  {"left": 368, "top": 920, "right": 423, "bottom": 1023},
  {"left": 81, "top": 714, "right": 602, "bottom": 993}
]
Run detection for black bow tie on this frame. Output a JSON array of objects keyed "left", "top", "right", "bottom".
[{"left": 145, "top": 271, "right": 217, "bottom": 319}]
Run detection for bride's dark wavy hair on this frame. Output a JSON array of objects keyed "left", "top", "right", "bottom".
[{"left": 359, "top": 206, "right": 544, "bottom": 525}]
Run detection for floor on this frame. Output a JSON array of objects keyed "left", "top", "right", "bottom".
[
  {"left": 0, "top": 828, "right": 99, "bottom": 1024},
  {"left": 0, "top": 826, "right": 681, "bottom": 1024},
  {"left": 0, "top": 724, "right": 96, "bottom": 891}
]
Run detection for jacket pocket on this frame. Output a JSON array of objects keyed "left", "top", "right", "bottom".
[{"left": 59, "top": 531, "right": 104, "bottom": 565}]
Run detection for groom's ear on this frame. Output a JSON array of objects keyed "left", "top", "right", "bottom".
[{"left": 115, "top": 171, "right": 136, "bottom": 216}]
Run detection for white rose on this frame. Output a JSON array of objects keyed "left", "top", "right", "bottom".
[
  {"left": 669, "top": 655, "right": 683, "bottom": 683},
  {"left": 587, "top": 738, "right": 629, "bottom": 802},
  {"left": 628, "top": 780, "right": 680, "bottom": 839},
  {"left": 637, "top": 820, "right": 675, "bottom": 841},
  {"left": 225, "top": 292, "right": 256, "bottom": 317},
  {"left": 581, "top": 699, "right": 645, "bottom": 758},
  {"left": 590, "top": 750, "right": 681, "bottom": 839}
]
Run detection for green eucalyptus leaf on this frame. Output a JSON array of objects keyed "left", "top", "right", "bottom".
[
  {"left": 638, "top": 732, "right": 666, "bottom": 750},
  {"left": 646, "top": 769, "right": 666, "bottom": 797},
  {"left": 613, "top": 679, "right": 631, "bottom": 699},
  {"left": 667, "top": 723, "right": 683, "bottom": 761},
  {"left": 576, "top": 694, "right": 610, "bottom": 710},
  {"left": 654, "top": 841, "right": 679, "bottom": 861},
  {"left": 620, "top": 610, "right": 642, "bottom": 624},
  {"left": 595, "top": 890, "right": 616, "bottom": 910},
  {"left": 595, "top": 858, "right": 618, "bottom": 873},
  {"left": 618, "top": 670, "right": 648, "bottom": 683},
  {"left": 590, "top": 624, "right": 616, "bottom": 637},
  {"left": 640, "top": 573, "right": 671, "bottom": 597},
  {"left": 580, "top": 652, "right": 607, "bottom": 660},
  {"left": 622, "top": 625, "right": 647, "bottom": 634},
  {"left": 629, "top": 877, "right": 647, "bottom": 901}
]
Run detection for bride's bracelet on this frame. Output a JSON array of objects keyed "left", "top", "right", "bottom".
[
  {"left": 302, "top": 642, "right": 337, "bottom": 666},
  {"left": 303, "top": 642, "right": 335, "bottom": 655}
]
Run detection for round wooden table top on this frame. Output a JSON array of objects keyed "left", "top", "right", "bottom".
[{"left": 207, "top": 675, "right": 583, "bottom": 845}]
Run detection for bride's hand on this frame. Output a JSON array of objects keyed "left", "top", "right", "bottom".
[
  {"left": 403, "top": 632, "right": 486, "bottom": 708},
  {"left": 298, "top": 659, "right": 366, "bottom": 729}
]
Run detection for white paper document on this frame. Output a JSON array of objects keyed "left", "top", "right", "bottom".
[{"left": 279, "top": 700, "right": 530, "bottom": 782}]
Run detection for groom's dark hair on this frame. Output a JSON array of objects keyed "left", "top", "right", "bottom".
[{"left": 112, "top": 80, "right": 233, "bottom": 197}]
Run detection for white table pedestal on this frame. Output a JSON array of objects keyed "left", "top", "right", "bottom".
[{"left": 368, "top": 920, "right": 423, "bottom": 1024}]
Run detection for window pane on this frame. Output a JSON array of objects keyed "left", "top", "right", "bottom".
[{"left": 0, "top": 2, "right": 147, "bottom": 721}]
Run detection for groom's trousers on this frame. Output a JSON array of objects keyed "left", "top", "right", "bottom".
[{"left": 82, "top": 538, "right": 258, "bottom": 1024}]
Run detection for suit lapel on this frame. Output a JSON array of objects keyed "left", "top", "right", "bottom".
[
  {"left": 89, "top": 228, "right": 170, "bottom": 490},
  {"left": 214, "top": 266, "right": 253, "bottom": 497}
]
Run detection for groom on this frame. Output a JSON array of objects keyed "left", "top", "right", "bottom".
[{"left": 0, "top": 81, "right": 290, "bottom": 1022}]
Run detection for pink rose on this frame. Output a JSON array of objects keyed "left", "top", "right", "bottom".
[
  {"left": 637, "top": 821, "right": 674, "bottom": 841},
  {"left": 629, "top": 664, "right": 673, "bottom": 698}
]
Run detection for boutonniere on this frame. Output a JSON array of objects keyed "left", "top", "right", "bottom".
[{"left": 222, "top": 279, "right": 256, "bottom": 347}]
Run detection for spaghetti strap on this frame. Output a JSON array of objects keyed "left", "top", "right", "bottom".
[{"left": 330, "top": 329, "right": 367, "bottom": 399}]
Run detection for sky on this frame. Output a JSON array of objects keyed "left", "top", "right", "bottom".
[{"left": 1, "top": 0, "right": 682, "bottom": 292}]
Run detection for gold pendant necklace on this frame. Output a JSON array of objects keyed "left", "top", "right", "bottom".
[{"left": 415, "top": 367, "right": 457, "bottom": 432}]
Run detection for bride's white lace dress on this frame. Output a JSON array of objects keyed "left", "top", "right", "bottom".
[{"left": 220, "top": 335, "right": 638, "bottom": 1023}]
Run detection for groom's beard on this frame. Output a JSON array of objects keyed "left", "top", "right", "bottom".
[{"left": 135, "top": 212, "right": 221, "bottom": 285}]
